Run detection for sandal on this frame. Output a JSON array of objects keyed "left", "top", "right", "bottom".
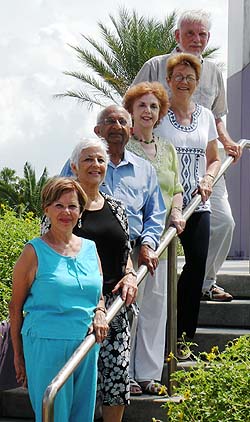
[
  {"left": 202, "top": 284, "right": 233, "bottom": 302},
  {"left": 130, "top": 378, "right": 142, "bottom": 396},
  {"left": 139, "top": 380, "right": 165, "bottom": 395}
]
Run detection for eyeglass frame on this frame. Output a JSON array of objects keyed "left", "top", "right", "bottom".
[
  {"left": 170, "top": 74, "right": 197, "bottom": 83},
  {"left": 99, "top": 117, "right": 130, "bottom": 127}
]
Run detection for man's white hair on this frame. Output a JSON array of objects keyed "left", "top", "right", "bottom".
[{"left": 177, "top": 9, "right": 212, "bottom": 31}]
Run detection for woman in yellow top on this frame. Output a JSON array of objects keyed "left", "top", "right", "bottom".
[{"left": 123, "top": 81, "right": 185, "bottom": 395}]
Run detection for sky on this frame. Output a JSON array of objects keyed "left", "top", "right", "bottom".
[{"left": 1, "top": 0, "right": 228, "bottom": 178}]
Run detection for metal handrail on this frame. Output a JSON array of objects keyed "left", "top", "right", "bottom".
[{"left": 42, "top": 139, "right": 250, "bottom": 420}]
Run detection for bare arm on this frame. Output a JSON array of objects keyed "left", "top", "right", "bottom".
[
  {"left": 90, "top": 254, "right": 109, "bottom": 343},
  {"left": 168, "top": 192, "right": 186, "bottom": 234},
  {"left": 9, "top": 244, "right": 37, "bottom": 386},
  {"left": 112, "top": 255, "right": 138, "bottom": 305},
  {"left": 199, "top": 140, "right": 221, "bottom": 203},
  {"left": 138, "top": 245, "right": 159, "bottom": 276},
  {"left": 215, "top": 118, "right": 242, "bottom": 162}
]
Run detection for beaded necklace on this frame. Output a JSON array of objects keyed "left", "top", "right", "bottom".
[{"left": 132, "top": 132, "right": 155, "bottom": 144}]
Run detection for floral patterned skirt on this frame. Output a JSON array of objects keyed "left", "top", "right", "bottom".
[{"left": 97, "top": 293, "right": 130, "bottom": 406}]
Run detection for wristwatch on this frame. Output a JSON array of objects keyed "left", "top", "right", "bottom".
[
  {"left": 142, "top": 242, "right": 155, "bottom": 251},
  {"left": 125, "top": 268, "right": 137, "bottom": 277}
]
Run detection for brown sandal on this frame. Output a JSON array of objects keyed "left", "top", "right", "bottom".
[
  {"left": 139, "top": 380, "right": 165, "bottom": 395},
  {"left": 130, "top": 378, "right": 142, "bottom": 396}
]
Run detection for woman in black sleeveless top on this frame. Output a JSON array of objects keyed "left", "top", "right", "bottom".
[{"left": 71, "top": 137, "right": 137, "bottom": 422}]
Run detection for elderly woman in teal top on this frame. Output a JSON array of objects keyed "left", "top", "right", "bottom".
[
  {"left": 9, "top": 177, "right": 109, "bottom": 422},
  {"left": 123, "top": 81, "right": 185, "bottom": 395}
]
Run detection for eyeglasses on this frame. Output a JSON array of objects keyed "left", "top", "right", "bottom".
[
  {"left": 172, "top": 74, "right": 197, "bottom": 83},
  {"left": 101, "top": 117, "right": 129, "bottom": 127}
]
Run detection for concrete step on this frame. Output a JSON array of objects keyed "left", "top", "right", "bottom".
[
  {"left": 194, "top": 327, "right": 250, "bottom": 352},
  {"left": 0, "top": 388, "right": 34, "bottom": 420},
  {"left": 0, "top": 419, "right": 34, "bottom": 422},
  {"left": 177, "top": 258, "right": 250, "bottom": 298},
  {"left": 0, "top": 389, "right": 172, "bottom": 422},
  {"left": 198, "top": 299, "right": 250, "bottom": 327},
  {"left": 0, "top": 388, "right": 103, "bottom": 421},
  {"left": 177, "top": 257, "right": 250, "bottom": 276},
  {"left": 123, "top": 395, "right": 181, "bottom": 422},
  {"left": 216, "top": 274, "right": 250, "bottom": 298},
  {"left": 123, "top": 395, "right": 168, "bottom": 422},
  {"left": 161, "top": 357, "right": 197, "bottom": 387}
]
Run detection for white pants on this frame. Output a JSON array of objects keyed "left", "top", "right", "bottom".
[
  {"left": 203, "top": 175, "right": 235, "bottom": 292},
  {"left": 129, "top": 250, "right": 167, "bottom": 382}
]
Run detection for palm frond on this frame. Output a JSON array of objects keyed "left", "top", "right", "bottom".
[{"left": 56, "top": 7, "right": 220, "bottom": 108}]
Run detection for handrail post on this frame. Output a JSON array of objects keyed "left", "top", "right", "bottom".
[
  {"left": 43, "top": 386, "right": 55, "bottom": 422},
  {"left": 166, "top": 236, "right": 177, "bottom": 395}
]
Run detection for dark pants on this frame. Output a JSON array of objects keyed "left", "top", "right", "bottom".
[{"left": 178, "top": 211, "right": 210, "bottom": 339}]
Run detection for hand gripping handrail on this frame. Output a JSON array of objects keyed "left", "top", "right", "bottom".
[{"left": 42, "top": 139, "right": 250, "bottom": 420}]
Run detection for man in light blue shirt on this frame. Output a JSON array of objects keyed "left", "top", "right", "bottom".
[
  {"left": 99, "top": 148, "right": 165, "bottom": 252},
  {"left": 61, "top": 105, "right": 167, "bottom": 394},
  {"left": 61, "top": 105, "right": 166, "bottom": 269}
]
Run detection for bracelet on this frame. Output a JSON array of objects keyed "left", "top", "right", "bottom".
[
  {"left": 205, "top": 173, "right": 215, "bottom": 180},
  {"left": 125, "top": 267, "right": 137, "bottom": 277},
  {"left": 142, "top": 243, "right": 154, "bottom": 250},
  {"left": 94, "top": 306, "right": 107, "bottom": 315},
  {"left": 172, "top": 206, "right": 182, "bottom": 212}
]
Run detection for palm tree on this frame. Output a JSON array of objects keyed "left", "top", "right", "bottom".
[
  {"left": 56, "top": 7, "right": 219, "bottom": 109},
  {"left": 21, "top": 162, "right": 48, "bottom": 217},
  {"left": 0, "top": 163, "right": 48, "bottom": 217},
  {"left": 0, "top": 167, "right": 19, "bottom": 185},
  {"left": 0, "top": 168, "right": 22, "bottom": 210}
]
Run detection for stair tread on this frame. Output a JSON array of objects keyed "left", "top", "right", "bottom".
[
  {"left": 128, "top": 394, "right": 182, "bottom": 402},
  {"left": 201, "top": 299, "right": 250, "bottom": 304},
  {"left": 196, "top": 327, "right": 250, "bottom": 334},
  {"left": 177, "top": 257, "right": 250, "bottom": 274},
  {"left": 0, "top": 419, "right": 34, "bottom": 422}
]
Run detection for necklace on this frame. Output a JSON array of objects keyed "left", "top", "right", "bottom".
[
  {"left": 132, "top": 133, "right": 155, "bottom": 144},
  {"left": 44, "top": 231, "right": 74, "bottom": 254}
]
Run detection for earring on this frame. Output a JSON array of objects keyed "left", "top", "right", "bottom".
[
  {"left": 45, "top": 216, "right": 51, "bottom": 228},
  {"left": 78, "top": 218, "right": 82, "bottom": 228}
]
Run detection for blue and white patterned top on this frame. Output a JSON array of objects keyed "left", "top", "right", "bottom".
[{"left": 154, "top": 104, "right": 218, "bottom": 212}]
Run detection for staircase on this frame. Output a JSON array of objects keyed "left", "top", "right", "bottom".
[
  {"left": 1, "top": 260, "right": 249, "bottom": 422},
  {"left": 195, "top": 262, "right": 250, "bottom": 353},
  {"left": 124, "top": 259, "right": 250, "bottom": 422}
]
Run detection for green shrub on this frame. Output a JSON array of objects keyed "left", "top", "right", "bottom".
[
  {"left": 0, "top": 204, "right": 40, "bottom": 286},
  {"left": 0, "top": 204, "right": 40, "bottom": 319},
  {"left": 164, "top": 335, "right": 250, "bottom": 421},
  {"left": 177, "top": 239, "right": 184, "bottom": 256},
  {"left": 0, "top": 281, "right": 12, "bottom": 320}
]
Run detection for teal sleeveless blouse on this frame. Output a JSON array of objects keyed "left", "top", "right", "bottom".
[{"left": 21, "top": 237, "right": 102, "bottom": 340}]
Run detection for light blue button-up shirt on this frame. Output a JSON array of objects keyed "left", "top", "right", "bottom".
[{"left": 60, "top": 149, "right": 166, "bottom": 249}]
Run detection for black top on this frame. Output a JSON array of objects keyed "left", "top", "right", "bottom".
[{"left": 73, "top": 200, "right": 128, "bottom": 294}]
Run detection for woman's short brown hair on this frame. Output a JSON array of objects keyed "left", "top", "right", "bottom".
[
  {"left": 123, "top": 81, "right": 169, "bottom": 125},
  {"left": 41, "top": 177, "right": 87, "bottom": 213},
  {"left": 167, "top": 53, "right": 201, "bottom": 81}
]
